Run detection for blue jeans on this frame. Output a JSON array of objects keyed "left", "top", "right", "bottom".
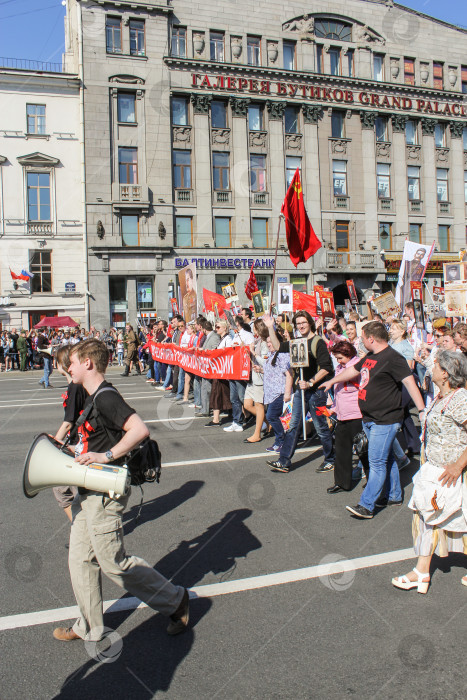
[
  {"left": 193, "top": 376, "right": 201, "bottom": 406},
  {"left": 156, "top": 361, "right": 166, "bottom": 382},
  {"left": 279, "top": 388, "right": 335, "bottom": 467},
  {"left": 229, "top": 380, "right": 247, "bottom": 424},
  {"left": 176, "top": 368, "right": 185, "bottom": 399},
  {"left": 359, "top": 421, "right": 402, "bottom": 512},
  {"left": 266, "top": 394, "right": 285, "bottom": 447},
  {"left": 162, "top": 365, "right": 172, "bottom": 388},
  {"left": 39, "top": 356, "right": 53, "bottom": 387}
]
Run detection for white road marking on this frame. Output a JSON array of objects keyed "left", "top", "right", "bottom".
[
  {"left": 0, "top": 394, "right": 163, "bottom": 408},
  {"left": 162, "top": 446, "right": 319, "bottom": 468},
  {"left": 0, "top": 548, "right": 414, "bottom": 632}
]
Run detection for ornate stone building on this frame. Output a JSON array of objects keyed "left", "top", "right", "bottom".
[{"left": 64, "top": 0, "right": 467, "bottom": 325}]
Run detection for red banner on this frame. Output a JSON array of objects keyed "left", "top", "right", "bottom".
[
  {"left": 292, "top": 290, "right": 317, "bottom": 315},
  {"left": 151, "top": 343, "right": 250, "bottom": 380}
]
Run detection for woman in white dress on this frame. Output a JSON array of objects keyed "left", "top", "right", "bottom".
[{"left": 392, "top": 350, "right": 467, "bottom": 593}]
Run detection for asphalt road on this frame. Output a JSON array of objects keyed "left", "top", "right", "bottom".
[{"left": 0, "top": 367, "right": 465, "bottom": 699}]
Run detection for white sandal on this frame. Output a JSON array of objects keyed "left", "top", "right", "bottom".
[
  {"left": 392, "top": 567, "right": 430, "bottom": 594},
  {"left": 462, "top": 576, "right": 467, "bottom": 587}
]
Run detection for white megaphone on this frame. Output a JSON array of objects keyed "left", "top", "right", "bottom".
[{"left": 23, "top": 433, "right": 131, "bottom": 499}]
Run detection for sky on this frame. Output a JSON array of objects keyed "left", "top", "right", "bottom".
[{"left": 0, "top": 0, "right": 465, "bottom": 64}]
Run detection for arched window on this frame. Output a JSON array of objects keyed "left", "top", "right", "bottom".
[{"left": 315, "top": 19, "right": 351, "bottom": 41}]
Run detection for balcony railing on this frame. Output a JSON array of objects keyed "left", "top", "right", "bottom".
[
  {"left": 409, "top": 199, "right": 423, "bottom": 213},
  {"left": 175, "top": 188, "right": 194, "bottom": 203},
  {"left": 378, "top": 197, "right": 393, "bottom": 212},
  {"left": 325, "top": 251, "right": 382, "bottom": 270},
  {"left": 0, "top": 57, "right": 63, "bottom": 72},
  {"left": 333, "top": 196, "right": 349, "bottom": 209},
  {"left": 28, "top": 221, "right": 53, "bottom": 234},
  {"left": 112, "top": 183, "right": 149, "bottom": 204},
  {"left": 250, "top": 191, "right": 269, "bottom": 206},
  {"left": 438, "top": 201, "right": 451, "bottom": 215},
  {"left": 213, "top": 190, "right": 232, "bottom": 205}
]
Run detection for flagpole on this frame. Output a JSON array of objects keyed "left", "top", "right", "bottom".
[
  {"left": 299, "top": 368, "right": 307, "bottom": 442},
  {"left": 269, "top": 214, "right": 285, "bottom": 314}
]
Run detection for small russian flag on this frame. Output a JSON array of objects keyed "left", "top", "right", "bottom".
[{"left": 21, "top": 269, "right": 34, "bottom": 279}]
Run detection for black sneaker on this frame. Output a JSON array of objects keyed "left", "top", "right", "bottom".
[
  {"left": 167, "top": 588, "right": 189, "bottom": 635},
  {"left": 204, "top": 421, "right": 221, "bottom": 427},
  {"left": 316, "top": 462, "right": 334, "bottom": 473},
  {"left": 346, "top": 504, "right": 374, "bottom": 519},
  {"left": 375, "top": 498, "right": 403, "bottom": 508},
  {"left": 267, "top": 460, "right": 289, "bottom": 473}
]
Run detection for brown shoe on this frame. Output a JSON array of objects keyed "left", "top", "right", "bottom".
[
  {"left": 167, "top": 589, "right": 190, "bottom": 635},
  {"left": 53, "top": 626, "right": 81, "bottom": 641}
]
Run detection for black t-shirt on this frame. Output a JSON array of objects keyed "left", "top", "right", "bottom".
[
  {"left": 278, "top": 336, "right": 334, "bottom": 384},
  {"left": 355, "top": 346, "right": 411, "bottom": 424},
  {"left": 63, "top": 382, "right": 88, "bottom": 423},
  {"left": 75, "top": 380, "right": 136, "bottom": 455}
]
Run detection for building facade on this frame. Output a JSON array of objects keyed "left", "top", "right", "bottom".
[
  {"left": 0, "top": 64, "right": 86, "bottom": 330},
  {"left": 64, "top": 0, "right": 467, "bottom": 327}
]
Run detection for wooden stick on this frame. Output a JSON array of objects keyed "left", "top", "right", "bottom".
[{"left": 269, "top": 214, "right": 284, "bottom": 313}]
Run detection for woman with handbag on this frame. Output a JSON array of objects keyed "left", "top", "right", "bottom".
[
  {"left": 392, "top": 350, "right": 467, "bottom": 593},
  {"left": 327, "top": 340, "right": 368, "bottom": 494}
]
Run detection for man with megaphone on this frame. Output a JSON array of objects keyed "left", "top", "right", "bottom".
[{"left": 52, "top": 338, "right": 189, "bottom": 642}]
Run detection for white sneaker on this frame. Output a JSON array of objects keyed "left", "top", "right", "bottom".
[{"left": 223, "top": 422, "right": 243, "bottom": 432}]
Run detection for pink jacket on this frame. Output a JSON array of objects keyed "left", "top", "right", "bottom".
[{"left": 332, "top": 355, "right": 362, "bottom": 421}]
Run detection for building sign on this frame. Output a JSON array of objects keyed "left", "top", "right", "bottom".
[
  {"left": 175, "top": 257, "right": 275, "bottom": 269},
  {"left": 65, "top": 282, "right": 76, "bottom": 292},
  {"left": 192, "top": 74, "right": 467, "bottom": 118},
  {"left": 385, "top": 255, "right": 459, "bottom": 274}
]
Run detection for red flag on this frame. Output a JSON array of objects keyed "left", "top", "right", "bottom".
[
  {"left": 10, "top": 269, "right": 29, "bottom": 281},
  {"left": 244, "top": 263, "right": 258, "bottom": 300},
  {"left": 292, "top": 290, "right": 317, "bottom": 316},
  {"left": 281, "top": 169, "right": 321, "bottom": 267},
  {"left": 202, "top": 288, "right": 228, "bottom": 313}
]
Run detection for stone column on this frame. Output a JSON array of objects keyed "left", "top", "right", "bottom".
[
  {"left": 359, "top": 111, "right": 378, "bottom": 247},
  {"left": 391, "top": 114, "right": 409, "bottom": 241},
  {"left": 266, "top": 100, "right": 286, "bottom": 240},
  {"left": 449, "top": 120, "right": 466, "bottom": 251},
  {"left": 190, "top": 94, "right": 212, "bottom": 241},
  {"left": 421, "top": 118, "right": 437, "bottom": 245},
  {"left": 230, "top": 96, "right": 250, "bottom": 245}
]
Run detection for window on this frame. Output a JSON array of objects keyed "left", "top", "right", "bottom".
[
  {"left": 462, "top": 66, "right": 467, "bottom": 94},
  {"left": 211, "top": 100, "right": 227, "bottom": 128},
  {"left": 248, "top": 104, "right": 263, "bottom": 131},
  {"left": 409, "top": 223, "right": 422, "bottom": 243},
  {"left": 404, "top": 58, "right": 415, "bottom": 85},
  {"left": 433, "top": 62, "right": 444, "bottom": 90},
  {"left": 27, "top": 172, "right": 50, "bottom": 221},
  {"left": 172, "top": 97, "right": 188, "bottom": 125},
  {"left": 247, "top": 36, "right": 261, "bottom": 66},
  {"left": 331, "top": 110, "right": 345, "bottom": 138},
  {"left": 284, "top": 106, "right": 299, "bottom": 134},
  {"left": 129, "top": 20, "right": 145, "bottom": 56},
  {"left": 374, "top": 54, "right": 384, "bottom": 81},
  {"left": 286, "top": 156, "right": 301, "bottom": 188},
  {"left": 290, "top": 274, "right": 307, "bottom": 293},
  {"left": 175, "top": 216, "right": 193, "bottom": 246},
  {"left": 434, "top": 123, "right": 445, "bottom": 147},
  {"left": 210, "top": 32, "right": 224, "bottom": 62},
  {"left": 106, "top": 16, "right": 122, "bottom": 54},
  {"left": 316, "top": 45, "right": 323, "bottom": 74},
  {"left": 377, "top": 163, "right": 391, "bottom": 198},
  {"left": 109, "top": 276, "right": 126, "bottom": 303},
  {"left": 213, "top": 152, "right": 229, "bottom": 191},
  {"left": 214, "top": 217, "right": 231, "bottom": 247},
  {"left": 26, "top": 104, "right": 46, "bottom": 135},
  {"left": 118, "top": 147, "right": 137, "bottom": 184},
  {"left": 173, "top": 150, "right": 191, "bottom": 188},
  {"left": 378, "top": 222, "right": 392, "bottom": 249},
  {"left": 216, "top": 274, "right": 235, "bottom": 295},
  {"left": 30, "top": 250, "right": 52, "bottom": 293},
  {"left": 250, "top": 155, "right": 266, "bottom": 192},
  {"left": 283, "top": 41, "right": 296, "bottom": 70},
  {"left": 171, "top": 26, "right": 186, "bottom": 57},
  {"left": 333, "top": 161, "right": 347, "bottom": 196},
  {"left": 347, "top": 50, "right": 354, "bottom": 77},
  {"left": 437, "top": 168, "right": 448, "bottom": 202},
  {"left": 117, "top": 93, "right": 136, "bottom": 123},
  {"left": 405, "top": 120, "right": 418, "bottom": 145},
  {"left": 407, "top": 166, "right": 420, "bottom": 200},
  {"left": 121, "top": 214, "right": 139, "bottom": 246},
  {"left": 136, "top": 277, "right": 153, "bottom": 309},
  {"left": 375, "top": 117, "right": 388, "bottom": 142},
  {"left": 256, "top": 274, "right": 271, "bottom": 298},
  {"left": 336, "top": 221, "right": 349, "bottom": 250},
  {"left": 315, "top": 20, "right": 351, "bottom": 41},
  {"left": 438, "top": 225, "right": 450, "bottom": 252},
  {"left": 329, "top": 48, "right": 341, "bottom": 76},
  {"left": 252, "top": 218, "right": 268, "bottom": 247}
]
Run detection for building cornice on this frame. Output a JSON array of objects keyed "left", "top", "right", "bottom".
[
  {"left": 0, "top": 70, "right": 79, "bottom": 89},
  {"left": 78, "top": 0, "right": 172, "bottom": 14},
  {"left": 91, "top": 246, "right": 170, "bottom": 256}
]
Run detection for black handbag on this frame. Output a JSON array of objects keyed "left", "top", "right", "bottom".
[{"left": 352, "top": 430, "right": 368, "bottom": 458}]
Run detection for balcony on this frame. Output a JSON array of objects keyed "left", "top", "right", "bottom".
[
  {"left": 438, "top": 201, "right": 451, "bottom": 215},
  {"left": 28, "top": 221, "right": 53, "bottom": 234},
  {"left": 409, "top": 199, "right": 423, "bottom": 213},
  {"left": 175, "top": 188, "right": 194, "bottom": 203},
  {"left": 333, "top": 196, "right": 349, "bottom": 210},
  {"left": 378, "top": 197, "right": 393, "bottom": 212},
  {"left": 213, "top": 190, "right": 232, "bottom": 205},
  {"left": 322, "top": 250, "right": 384, "bottom": 272},
  {"left": 250, "top": 191, "right": 269, "bottom": 206},
  {"left": 112, "top": 183, "right": 149, "bottom": 207}
]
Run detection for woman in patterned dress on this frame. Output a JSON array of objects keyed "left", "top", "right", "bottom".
[{"left": 392, "top": 350, "right": 467, "bottom": 593}]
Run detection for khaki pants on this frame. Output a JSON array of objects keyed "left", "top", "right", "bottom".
[{"left": 69, "top": 491, "right": 183, "bottom": 641}]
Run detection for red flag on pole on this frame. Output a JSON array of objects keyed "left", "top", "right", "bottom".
[
  {"left": 10, "top": 269, "right": 29, "bottom": 281},
  {"left": 292, "top": 290, "right": 317, "bottom": 316},
  {"left": 281, "top": 169, "right": 322, "bottom": 267},
  {"left": 244, "top": 263, "right": 258, "bottom": 300},
  {"left": 202, "top": 288, "right": 228, "bottom": 313}
]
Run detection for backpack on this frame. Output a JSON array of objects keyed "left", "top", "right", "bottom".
[{"left": 74, "top": 387, "right": 161, "bottom": 487}]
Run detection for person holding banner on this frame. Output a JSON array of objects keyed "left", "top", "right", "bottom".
[
  {"left": 208, "top": 320, "right": 233, "bottom": 427},
  {"left": 264, "top": 312, "right": 335, "bottom": 474}
]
